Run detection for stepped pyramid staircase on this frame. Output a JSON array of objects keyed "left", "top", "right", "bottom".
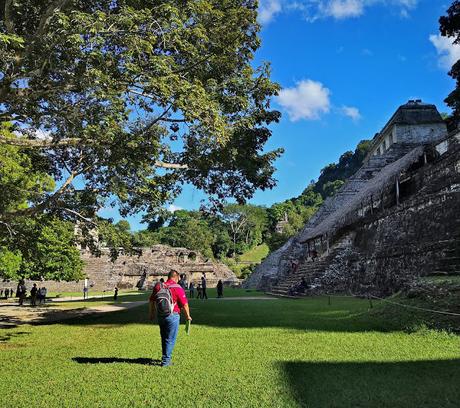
[
  {"left": 268, "top": 238, "right": 351, "bottom": 297},
  {"left": 301, "top": 144, "right": 416, "bottom": 236}
]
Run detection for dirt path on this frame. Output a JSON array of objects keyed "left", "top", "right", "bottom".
[{"left": 0, "top": 301, "right": 146, "bottom": 328}]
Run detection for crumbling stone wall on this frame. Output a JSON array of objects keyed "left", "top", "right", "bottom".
[
  {"left": 311, "top": 138, "right": 460, "bottom": 295},
  {"left": 1, "top": 245, "right": 238, "bottom": 293}
]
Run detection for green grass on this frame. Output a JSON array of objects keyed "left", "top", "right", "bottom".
[
  {"left": 45, "top": 288, "right": 265, "bottom": 309},
  {"left": 1, "top": 296, "right": 459, "bottom": 407},
  {"left": 238, "top": 243, "right": 270, "bottom": 263},
  {"left": 226, "top": 243, "right": 270, "bottom": 276},
  {"left": 46, "top": 289, "right": 139, "bottom": 298}
]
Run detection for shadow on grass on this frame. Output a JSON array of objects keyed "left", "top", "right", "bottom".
[
  {"left": 72, "top": 357, "right": 161, "bottom": 366},
  {"left": 281, "top": 359, "right": 460, "bottom": 408},
  {"left": 0, "top": 331, "right": 30, "bottom": 342},
  {"left": 58, "top": 298, "right": 397, "bottom": 332}
]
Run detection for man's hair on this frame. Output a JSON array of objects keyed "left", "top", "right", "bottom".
[{"left": 168, "top": 270, "right": 179, "bottom": 279}]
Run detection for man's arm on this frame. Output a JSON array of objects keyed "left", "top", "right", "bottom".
[
  {"left": 182, "top": 303, "right": 192, "bottom": 321},
  {"left": 149, "top": 299, "right": 156, "bottom": 321}
]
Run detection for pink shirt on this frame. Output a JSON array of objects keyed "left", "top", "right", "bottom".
[{"left": 150, "top": 279, "right": 188, "bottom": 314}]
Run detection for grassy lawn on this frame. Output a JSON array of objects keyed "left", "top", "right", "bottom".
[
  {"left": 226, "top": 243, "right": 270, "bottom": 276},
  {"left": 45, "top": 288, "right": 265, "bottom": 309},
  {"left": 1, "top": 296, "right": 459, "bottom": 407}
]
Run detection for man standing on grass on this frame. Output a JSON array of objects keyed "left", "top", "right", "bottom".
[{"left": 149, "top": 270, "right": 192, "bottom": 367}]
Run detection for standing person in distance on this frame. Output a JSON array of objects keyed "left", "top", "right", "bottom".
[
  {"left": 201, "top": 275, "right": 208, "bottom": 300},
  {"left": 149, "top": 270, "right": 192, "bottom": 367},
  {"left": 216, "top": 280, "right": 224, "bottom": 298}
]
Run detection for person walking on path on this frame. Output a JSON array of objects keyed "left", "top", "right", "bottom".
[
  {"left": 149, "top": 270, "right": 192, "bottom": 367},
  {"left": 188, "top": 282, "right": 195, "bottom": 299},
  {"left": 201, "top": 275, "right": 208, "bottom": 300},
  {"left": 114, "top": 287, "right": 118, "bottom": 301}
]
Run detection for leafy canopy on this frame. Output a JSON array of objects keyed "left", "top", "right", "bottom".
[
  {"left": 439, "top": 1, "right": 460, "bottom": 124},
  {"left": 0, "top": 0, "right": 281, "bottom": 225}
]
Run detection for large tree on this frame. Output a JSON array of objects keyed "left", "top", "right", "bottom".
[
  {"left": 0, "top": 0, "right": 281, "bottom": 234},
  {"left": 440, "top": 1, "right": 460, "bottom": 124}
]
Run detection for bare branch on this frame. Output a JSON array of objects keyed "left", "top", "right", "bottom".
[
  {"left": 0, "top": 221, "right": 16, "bottom": 238},
  {"left": 4, "top": 0, "right": 14, "bottom": 33},
  {"left": 0, "top": 134, "right": 81, "bottom": 148},
  {"left": 60, "top": 208, "right": 98, "bottom": 227},
  {"left": 36, "top": 0, "right": 72, "bottom": 36},
  {"left": 154, "top": 160, "right": 188, "bottom": 170},
  {"left": 2, "top": 167, "right": 81, "bottom": 218},
  {"left": 0, "top": 133, "right": 188, "bottom": 169}
]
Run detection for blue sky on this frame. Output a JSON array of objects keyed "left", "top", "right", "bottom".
[{"left": 101, "top": 0, "right": 459, "bottom": 230}]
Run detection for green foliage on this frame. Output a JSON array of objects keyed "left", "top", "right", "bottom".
[
  {"left": 5, "top": 217, "right": 84, "bottom": 281},
  {"left": 0, "top": 0, "right": 281, "bottom": 222},
  {"left": 0, "top": 124, "right": 54, "bottom": 214},
  {"left": 221, "top": 204, "right": 269, "bottom": 256},
  {"left": 0, "top": 248, "right": 22, "bottom": 280},
  {"left": 439, "top": 1, "right": 460, "bottom": 125},
  {"left": 0, "top": 124, "right": 82, "bottom": 281}
]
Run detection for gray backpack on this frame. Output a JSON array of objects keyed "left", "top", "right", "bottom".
[{"left": 155, "top": 282, "right": 180, "bottom": 317}]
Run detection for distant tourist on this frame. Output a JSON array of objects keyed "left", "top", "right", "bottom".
[
  {"left": 39, "top": 287, "right": 47, "bottom": 304},
  {"left": 217, "top": 280, "right": 224, "bottom": 298},
  {"left": 149, "top": 269, "right": 192, "bottom": 367},
  {"left": 201, "top": 275, "right": 208, "bottom": 300},
  {"left": 4, "top": 288, "right": 9, "bottom": 299},
  {"left": 189, "top": 282, "right": 195, "bottom": 299},
  {"left": 0, "top": 289, "right": 3, "bottom": 297},
  {"left": 30, "top": 283, "right": 38, "bottom": 306},
  {"left": 17, "top": 281, "right": 27, "bottom": 306},
  {"left": 179, "top": 274, "right": 187, "bottom": 290},
  {"left": 114, "top": 287, "right": 118, "bottom": 301},
  {"left": 288, "top": 277, "right": 308, "bottom": 296},
  {"left": 196, "top": 283, "right": 203, "bottom": 299},
  {"left": 10, "top": 288, "right": 14, "bottom": 298},
  {"left": 311, "top": 250, "right": 318, "bottom": 262},
  {"left": 83, "top": 286, "right": 88, "bottom": 300}
]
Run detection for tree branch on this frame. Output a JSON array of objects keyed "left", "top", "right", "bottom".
[
  {"left": 0, "top": 220, "right": 16, "bottom": 238},
  {"left": 4, "top": 0, "right": 14, "bottom": 33},
  {"left": 154, "top": 160, "right": 188, "bottom": 169},
  {"left": 0, "top": 134, "right": 188, "bottom": 169},
  {"left": 36, "top": 0, "right": 72, "bottom": 36},
  {"left": 60, "top": 208, "right": 98, "bottom": 227},
  {"left": 0, "top": 134, "right": 81, "bottom": 147}
]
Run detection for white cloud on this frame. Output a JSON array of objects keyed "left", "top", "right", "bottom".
[
  {"left": 429, "top": 34, "right": 460, "bottom": 70},
  {"left": 277, "top": 79, "right": 331, "bottom": 121},
  {"left": 167, "top": 204, "right": 183, "bottom": 213},
  {"left": 322, "top": 0, "right": 364, "bottom": 19},
  {"left": 341, "top": 106, "right": 362, "bottom": 121},
  {"left": 35, "top": 129, "right": 52, "bottom": 140},
  {"left": 258, "top": 0, "right": 282, "bottom": 24},
  {"left": 260, "top": 0, "right": 419, "bottom": 23}
]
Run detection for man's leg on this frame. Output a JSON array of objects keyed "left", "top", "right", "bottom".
[
  {"left": 203, "top": 289, "right": 208, "bottom": 299},
  {"left": 158, "top": 319, "right": 167, "bottom": 362},
  {"left": 161, "top": 314, "right": 180, "bottom": 366}
]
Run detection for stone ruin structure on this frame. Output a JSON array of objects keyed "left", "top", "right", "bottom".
[
  {"left": 245, "top": 100, "right": 460, "bottom": 296},
  {"left": 8, "top": 245, "right": 238, "bottom": 293}
]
